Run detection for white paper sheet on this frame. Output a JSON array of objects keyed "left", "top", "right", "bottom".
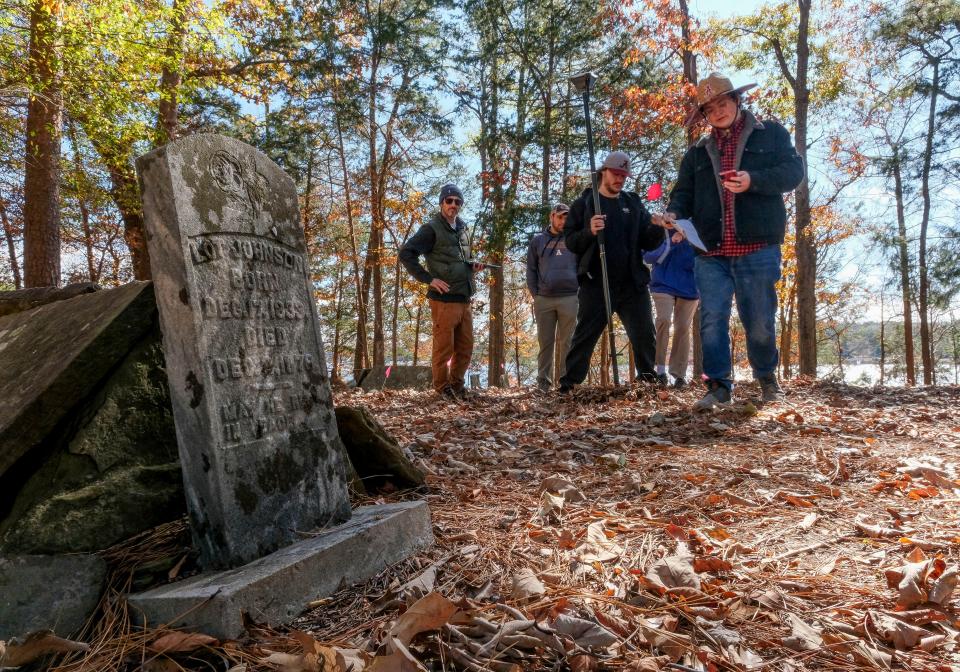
[{"left": 673, "top": 218, "right": 707, "bottom": 252}]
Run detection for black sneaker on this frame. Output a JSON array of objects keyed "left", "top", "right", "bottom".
[
  {"left": 758, "top": 375, "right": 784, "bottom": 404},
  {"left": 439, "top": 385, "right": 460, "bottom": 401},
  {"left": 673, "top": 377, "right": 687, "bottom": 389},
  {"left": 558, "top": 381, "right": 575, "bottom": 394},
  {"left": 693, "top": 381, "right": 731, "bottom": 411},
  {"left": 656, "top": 373, "right": 669, "bottom": 388}
]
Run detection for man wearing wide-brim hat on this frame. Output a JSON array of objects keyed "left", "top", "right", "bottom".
[{"left": 653, "top": 72, "right": 804, "bottom": 410}]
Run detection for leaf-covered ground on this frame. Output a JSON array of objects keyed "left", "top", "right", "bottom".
[{"left": 41, "top": 381, "right": 960, "bottom": 671}]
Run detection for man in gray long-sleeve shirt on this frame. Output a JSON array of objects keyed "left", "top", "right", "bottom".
[
  {"left": 399, "top": 184, "right": 483, "bottom": 399},
  {"left": 526, "top": 203, "right": 579, "bottom": 391}
]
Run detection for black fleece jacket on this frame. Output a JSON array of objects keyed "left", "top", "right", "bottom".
[{"left": 564, "top": 187, "right": 664, "bottom": 291}]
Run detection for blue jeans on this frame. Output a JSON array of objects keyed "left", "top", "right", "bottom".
[{"left": 694, "top": 245, "right": 781, "bottom": 390}]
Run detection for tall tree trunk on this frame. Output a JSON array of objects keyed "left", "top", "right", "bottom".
[
  {"left": 599, "top": 341, "right": 609, "bottom": 386},
  {"left": 488, "top": 257, "right": 505, "bottom": 386},
  {"left": 513, "top": 314, "right": 521, "bottom": 387},
  {"left": 792, "top": 0, "right": 816, "bottom": 377},
  {"left": 88, "top": 137, "right": 151, "bottom": 280},
  {"left": 331, "top": 265, "right": 344, "bottom": 383},
  {"left": 0, "top": 195, "right": 23, "bottom": 289},
  {"left": 892, "top": 150, "right": 916, "bottom": 386},
  {"left": 23, "top": 0, "right": 63, "bottom": 288},
  {"left": 413, "top": 301, "right": 423, "bottom": 367},
  {"left": 367, "top": 55, "right": 386, "bottom": 368},
  {"left": 780, "top": 280, "right": 797, "bottom": 377},
  {"left": 918, "top": 59, "right": 938, "bottom": 384},
  {"left": 156, "top": 0, "right": 188, "bottom": 145},
  {"left": 67, "top": 123, "right": 98, "bottom": 282},
  {"left": 391, "top": 256, "right": 401, "bottom": 366},
  {"left": 879, "top": 294, "right": 885, "bottom": 386},
  {"left": 332, "top": 108, "right": 368, "bottom": 374},
  {"left": 679, "top": 0, "right": 703, "bottom": 379},
  {"left": 541, "top": 93, "right": 552, "bottom": 209}
]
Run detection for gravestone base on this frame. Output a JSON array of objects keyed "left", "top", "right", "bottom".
[
  {"left": 128, "top": 501, "right": 433, "bottom": 638},
  {"left": 0, "top": 554, "right": 107, "bottom": 639}
]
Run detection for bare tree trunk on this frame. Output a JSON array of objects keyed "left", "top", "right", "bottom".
[
  {"left": 627, "top": 342, "right": 635, "bottom": 383},
  {"left": 792, "top": 0, "right": 816, "bottom": 377},
  {"left": 692, "top": 308, "right": 703, "bottom": 380},
  {"left": 918, "top": 59, "right": 939, "bottom": 385},
  {"left": 879, "top": 294, "right": 885, "bottom": 386},
  {"left": 513, "top": 314, "right": 521, "bottom": 387},
  {"left": 891, "top": 151, "right": 916, "bottom": 386},
  {"left": 391, "top": 256, "right": 401, "bottom": 366},
  {"left": 156, "top": 0, "right": 187, "bottom": 145},
  {"left": 780, "top": 281, "right": 797, "bottom": 378},
  {"left": 0, "top": 195, "right": 23, "bottom": 289},
  {"left": 68, "top": 125, "right": 97, "bottom": 282},
  {"left": 599, "top": 341, "right": 609, "bottom": 386},
  {"left": 367, "top": 52, "right": 385, "bottom": 369},
  {"left": 413, "top": 301, "right": 423, "bottom": 367},
  {"left": 331, "top": 265, "right": 344, "bottom": 383},
  {"left": 488, "top": 257, "right": 505, "bottom": 386},
  {"left": 23, "top": 0, "right": 62, "bottom": 288},
  {"left": 679, "top": 0, "right": 702, "bottom": 378},
  {"left": 333, "top": 108, "right": 368, "bottom": 373}
]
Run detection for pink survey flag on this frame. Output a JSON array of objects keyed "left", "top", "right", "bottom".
[{"left": 646, "top": 183, "right": 663, "bottom": 201}]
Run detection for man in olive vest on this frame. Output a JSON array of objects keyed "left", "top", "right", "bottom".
[{"left": 400, "top": 184, "right": 483, "bottom": 399}]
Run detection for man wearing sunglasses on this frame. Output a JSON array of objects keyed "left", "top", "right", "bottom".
[
  {"left": 526, "top": 203, "right": 579, "bottom": 392},
  {"left": 400, "top": 183, "right": 483, "bottom": 399},
  {"left": 559, "top": 151, "right": 666, "bottom": 391}
]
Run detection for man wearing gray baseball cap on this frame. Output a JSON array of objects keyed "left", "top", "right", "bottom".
[{"left": 559, "top": 151, "right": 666, "bottom": 390}]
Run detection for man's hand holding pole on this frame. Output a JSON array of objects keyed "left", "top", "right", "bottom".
[{"left": 590, "top": 214, "right": 606, "bottom": 235}]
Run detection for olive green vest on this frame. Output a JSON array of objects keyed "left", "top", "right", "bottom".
[{"left": 425, "top": 214, "right": 474, "bottom": 298}]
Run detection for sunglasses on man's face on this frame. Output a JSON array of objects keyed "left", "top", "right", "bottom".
[{"left": 444, "top": 197, "right": 463, "bottom": 206}]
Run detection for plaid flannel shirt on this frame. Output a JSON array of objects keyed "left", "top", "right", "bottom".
[{"left": 706, "top": 114, "right": 766, "bottom": 257}]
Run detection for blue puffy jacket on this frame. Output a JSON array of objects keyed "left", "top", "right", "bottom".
[{"left": 643, "top": 237, "right": 699, "bottom": 300}]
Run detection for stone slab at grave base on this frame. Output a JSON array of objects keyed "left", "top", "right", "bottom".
[
  {"left": 128, "top": 501, "right": 433, "bottom": 639},
  {"left": 0, "top": 554, "right": 107, "bottom": 639}
]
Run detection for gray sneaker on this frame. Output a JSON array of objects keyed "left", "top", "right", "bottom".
[
  {"left": 758, "top": 375, "right": 784, "bottom": 404},
  {"left": 693, "top": 382, "right": 732, "bottom": 411}
]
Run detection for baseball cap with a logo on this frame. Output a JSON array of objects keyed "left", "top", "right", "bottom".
[
  {"left": 551, "top": 203, "right": 569, "bottom": 214},
  {"left": 600, "top": 151, "right": 631, "bottom": 176}
]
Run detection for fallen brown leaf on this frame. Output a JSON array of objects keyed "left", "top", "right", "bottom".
[
  {"left": 388, "top": 592, "right": 459, "bottom": 646},
  {"left": 0, "top": 631, "right": 90, "bottom": 667}
]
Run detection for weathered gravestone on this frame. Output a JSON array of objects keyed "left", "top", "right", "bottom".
[
  {"left": 131, "top": 134, "right": 432, "bottom": 636},
  {"left": 356, "top": 365, "right": 432, "bottom": 391}
]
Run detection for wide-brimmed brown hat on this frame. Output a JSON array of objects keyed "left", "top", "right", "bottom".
[
  {"left": 685, "top": 72, "right": 756, "bottom": 127},
  {"left": 695, "top": 72, "right": 756, "bottom": 109}
]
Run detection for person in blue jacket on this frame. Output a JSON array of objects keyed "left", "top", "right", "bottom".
[{"left": 643, "top": 232, "right": 699, "bottom": 388}]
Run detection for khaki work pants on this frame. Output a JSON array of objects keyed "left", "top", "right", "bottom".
[
  {"left": 430, "top": 299, "right": 473, "bottom": 392},
  {"left": 533, "top": 294, "right": 578, "bottom": 388},
  {"left": 652, "top": 292, "right": 699, "bottom": 380}
]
